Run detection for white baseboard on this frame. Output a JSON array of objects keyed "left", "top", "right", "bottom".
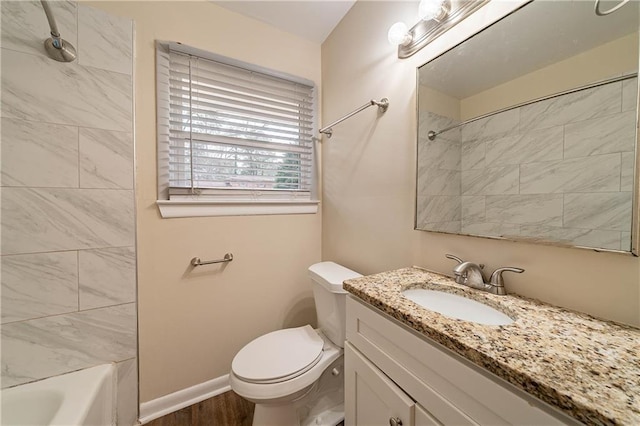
[{"left": 138, "top": 374, "right": 231, "bottom": 424}]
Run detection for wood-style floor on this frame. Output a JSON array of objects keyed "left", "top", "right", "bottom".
[{"left": 146, "top": 391, "right": 254, "bottom": 426}]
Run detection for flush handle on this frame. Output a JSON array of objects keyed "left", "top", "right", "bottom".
[{"left": 389, "top": 417, "right": 403, "bottom": 426}]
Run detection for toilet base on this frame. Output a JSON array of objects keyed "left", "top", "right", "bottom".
[
  {"left": 253, "top": 403, "right": 299, "bottom": 426},
  {"left": 253, "top": 403, "right": 344, "bottom": 426},
  {"left": 251, "top": 356, "right": 345, "bottom": 426},
  {"left": 300, "top": 403, "right": 344, "bottom": 426}
]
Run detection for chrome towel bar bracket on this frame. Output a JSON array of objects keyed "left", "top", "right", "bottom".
[{"left": 191, "top": 253, "right": 233, "bottom": 266}]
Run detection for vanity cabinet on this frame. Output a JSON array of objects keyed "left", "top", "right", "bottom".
[
  {"left": 344, "top": 296, "right": 581, "bottom": 426},
  {"left": 345, "top": 343, "right": 441, "bottom": 426}
]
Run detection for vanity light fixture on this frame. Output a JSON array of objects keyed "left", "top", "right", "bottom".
[
  {"left": 387, "top": 22, "right": 412, "bottom": 46},
  {"left": 388, "top": 0, "right": 490, "bottom": 58},
  {"left": 418, "top": 0, "right": 450, "bottom": 22}
]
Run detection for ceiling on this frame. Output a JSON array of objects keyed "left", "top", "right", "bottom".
[{"left": 212, "top": 1, "right": 357, "bottom": 43}]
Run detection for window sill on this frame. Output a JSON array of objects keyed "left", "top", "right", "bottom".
[{"left": 156, "top": 199, "right": 320, "bottom": 218}]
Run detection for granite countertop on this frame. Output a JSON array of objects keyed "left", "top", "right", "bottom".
[{"left": 343, "top": 267, "right": 640, "bottom": 426}]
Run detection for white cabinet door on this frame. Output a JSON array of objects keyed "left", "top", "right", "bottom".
[
  {"left": 415, "top": 404, "right": 441, "bottom": 426},
  {"left": 345, "top": 342, "right": 415, "bottom": 426}
]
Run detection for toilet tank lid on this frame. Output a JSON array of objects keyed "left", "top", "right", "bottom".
[{"left": 308, "top": 262, "right": 362, "bottom": 293}]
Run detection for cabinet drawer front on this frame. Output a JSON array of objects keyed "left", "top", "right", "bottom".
[
  {"left": 346, "top": 296, "right": 576, "bottom": 425},
  {"left": 345, "top": 343, "right": 414, "bottom": 426}
]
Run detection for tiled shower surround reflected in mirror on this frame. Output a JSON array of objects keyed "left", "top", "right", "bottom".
[
  {"left": 417, "top": 78, "right": 636, "bottom": 251},
  {"left": 1, "top": 1, "right": 137, "bottom": 424}
]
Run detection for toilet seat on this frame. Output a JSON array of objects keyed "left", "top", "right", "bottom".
[
  {"left": 232, "top": 325, "right": 325, "bottom": 384},
  {"left": 229, "top": 332, "right": 342, "bottom": 403}
]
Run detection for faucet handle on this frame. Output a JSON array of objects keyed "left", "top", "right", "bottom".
[
  {"left": 445, "top": 254, "right": 464, "bottom": 264},
  {"left": 446, "top": 254, "right": 483, "bottom": 270},
  {"left": 490, "top": 267, "right": 524, "bottom": 286}
]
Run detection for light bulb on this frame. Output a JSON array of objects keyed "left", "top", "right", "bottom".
[
  {"left": 387, "top": 22, "right": 411, "bottom": 46},
  {"left": 419, "top": 0, "right": 447, "bottom": 21}
]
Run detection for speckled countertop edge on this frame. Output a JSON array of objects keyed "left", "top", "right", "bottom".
[{"left": 343, "top": 267, "right": 640, "bottom": 426}]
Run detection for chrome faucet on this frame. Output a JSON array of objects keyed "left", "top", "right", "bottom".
[
  {"left": 445, "top": 254, "right": 524, "bottom": 295},
  {"left": 453, "top": 261, "right": 487, "bottom": 289},
  {"left": 445, "top": 254, "right": 484, "bottom": 285}
]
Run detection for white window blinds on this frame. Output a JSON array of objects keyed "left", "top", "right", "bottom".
[{"left": 164, "top": 46, "right": 315, "bottom": 199}]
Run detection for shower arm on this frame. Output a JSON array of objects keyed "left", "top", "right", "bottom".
[
  {"left": 39, "top": 0, "right": 76, "bottom": 62},
  {"left": 40, "top": 0, "right": 62, "bottom": 49}
]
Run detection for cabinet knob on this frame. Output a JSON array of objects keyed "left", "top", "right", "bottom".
[{"left": 389, "top": 417, "right": 403, "bottom": 426}]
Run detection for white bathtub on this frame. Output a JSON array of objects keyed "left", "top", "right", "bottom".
[{"left": 1, "top": 364, "right": 115, "bottom": 426}]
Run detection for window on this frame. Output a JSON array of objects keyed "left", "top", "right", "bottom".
[{"left": 156, "top": 42, "right": 319, "bottom": 217}]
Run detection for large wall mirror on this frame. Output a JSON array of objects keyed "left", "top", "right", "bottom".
[{"left": 416, "top": 0, "right": 639, "bottom": 254}]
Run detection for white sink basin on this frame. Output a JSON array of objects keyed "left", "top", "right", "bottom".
[{"left": 402, "top": 288, "right": 514, "bottom": 326}]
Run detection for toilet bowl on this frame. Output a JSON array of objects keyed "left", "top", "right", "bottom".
[{"left": 229, "top": 262, "right": 361, "bottom": 426}]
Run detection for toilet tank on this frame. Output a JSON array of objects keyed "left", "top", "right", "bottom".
[{"left": 308, "top": 262, "right": 361, "bottom": 347}]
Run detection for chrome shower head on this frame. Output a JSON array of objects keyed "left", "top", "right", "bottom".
[{"left": 40, "top": 0, "right": 76, "bottom": 62}]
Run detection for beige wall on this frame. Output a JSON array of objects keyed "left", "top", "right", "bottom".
[
  {"left": 322, "top": 1, "right": 640, "bottom": 326},
  {"left": 90, "top": 1, "right": 322, "bottom": 402},
  {"left": 461, "top": 32, "right": 640, "bottom": 119},
  {"left": 418, "top": 85, "right": 460, "bottom": 120}
]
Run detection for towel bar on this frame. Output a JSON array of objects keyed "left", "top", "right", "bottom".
[{"left": 191, "top": 253, "right": 233, "bottom": 266}]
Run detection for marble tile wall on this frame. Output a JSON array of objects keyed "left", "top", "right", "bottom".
[
  {"left": 417, "top": 111, "right": 462, "bottom": 231},
  {"left": 1, "top": 1, "right": 137, "bottom": 424},
  {"left": 458, "top": 79, "right": 636, "bottom": 250},
  {"left": 418, "top": 78, "right": 637, "bottom": 251}
]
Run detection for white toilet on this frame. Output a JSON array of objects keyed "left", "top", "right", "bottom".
[{"left": 229, "top": 262, "right": 361, "bottom": 426}]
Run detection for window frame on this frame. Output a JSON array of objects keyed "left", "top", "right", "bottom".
[{"left": 155, "top": 41, "right": 319, "bottom": 218}]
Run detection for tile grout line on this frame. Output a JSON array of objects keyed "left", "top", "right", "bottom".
[
  {"left": 0, "top": 115, "right": 133, "bottom": 134},
  {"left": 77, "top": 123, "right": 81, "bottom": 189},
  {"left": 0, "top": 46, "right": 133, "bottom": 78},
  {"left": 1, "top": 185, "right": 134, "bottom": 191},
  {"left": 1, "top": 301, "right": 137, "bottom": 326},
  {"left": 619, "top": 152, "right": 623, "bottom": 191},
  {"left": 77, "top": 249, "right": 81, "bottom": 313},
  {"left": 1, "top": 245, "right": 136, "bottom": 258}
]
